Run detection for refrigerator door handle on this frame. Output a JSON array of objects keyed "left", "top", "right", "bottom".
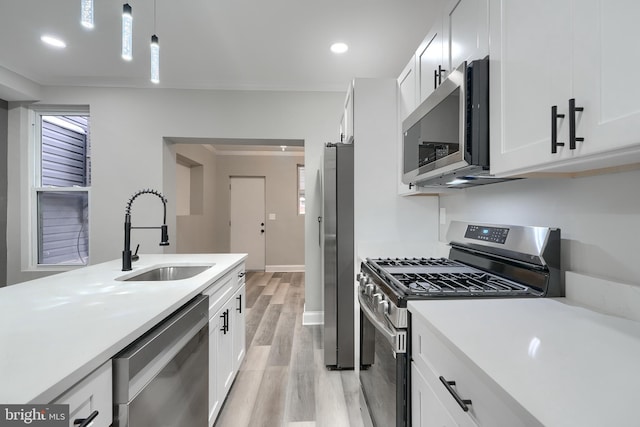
[{"left": 318, "top": 216, "right": 322, "bottom": 246}]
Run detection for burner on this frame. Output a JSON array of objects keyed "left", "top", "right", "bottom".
[
  {"left": 372, "top": 257, "right": 460, "bottom": 267},
  {"left": 392, "top": 271, "right": 530, "bottom": 295}
]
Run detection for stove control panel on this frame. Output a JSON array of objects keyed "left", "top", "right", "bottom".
[{"left": 465, "top": 224, "right": 509, "bottom": 244}]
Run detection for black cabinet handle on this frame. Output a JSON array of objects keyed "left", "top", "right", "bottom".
[
  {"left": 569, "top": 98, "right": 584, "bottom": 149},
  {"left": 434, "top": 69, "right": 439, "bottom": 89},
  {"left": 220, "top": 310, "right": 229, "bottom": 334},
  {"left": 236, "top": 294, "right": 242, "bottom": 314},
  {"left": 439, "top": 376, "right": 472, "bottom": 412},
  {"left": 73, "top": 411, "right": 99, "bottom": 427},
  {"left": 238, "top": 271, "right": 246, "bottom": 278},
  {"left": 551, "top": 105, "right": 565, "bottom": 153},
  {"left": 438, "top": 65, "right": 446, "bottom": 85}
]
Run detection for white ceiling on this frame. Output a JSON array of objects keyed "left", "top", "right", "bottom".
[{"left": 0, "top": 0, "right": 440, "bottom": 93}]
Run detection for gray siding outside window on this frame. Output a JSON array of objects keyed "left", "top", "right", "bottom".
[{"left": 37, "top": 115, "right": 90, "bottom": 265}]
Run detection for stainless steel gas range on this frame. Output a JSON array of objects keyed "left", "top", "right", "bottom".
[{"left": 358, "top": 221, "right": 562, "bottom": 427}]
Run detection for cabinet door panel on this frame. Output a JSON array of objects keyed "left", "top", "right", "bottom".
[
  {"left": 398, "top": 58, "right": 418, "bottom": 122},
  {"left": 412, "top": 363, "right": 459, "bottom": 427},
  {"left": 232, "top": 284, "right": 246, "bottom": 372},
  {"left": 418, "top": 28, "right": 444, "bottom": 102},
  {"left": 219, "top": 302, "right": 234, "bottom": 395},
  {"left": 444, "top": 0, "right": 489, "bottom": 72},
  {"left": 573, "top": 0, "right": 640, "bottom": 157},
  {"left": 489, "top": 0, "right": 573, "bottom": 176}
]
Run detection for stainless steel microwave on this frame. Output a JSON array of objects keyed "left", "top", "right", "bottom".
[{"left": 402, "top": 57, "right": 504, "bottom": 188}]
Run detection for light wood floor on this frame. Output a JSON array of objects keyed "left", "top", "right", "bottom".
[{"left": 214, "top": 272, "right": 366, "bottom": 427}]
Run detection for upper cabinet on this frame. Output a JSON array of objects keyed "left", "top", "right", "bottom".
[
  {"left": 397, "top": 0, "right": 489, "bottom": 195},
  {"left": 417, "top": 24, "right": 445, "bottom": 103},
  {"left": 442, "top": 0, "right": 489, "bottom": 80},
  {"left": 398, "top": 57, "right": 418, "bottom": 122},
  {"left": 490, "top": 0, "right": 640, "bottom": 176},
  {"left": 415, "top": 0, "right": 489, "bottom": 106}
]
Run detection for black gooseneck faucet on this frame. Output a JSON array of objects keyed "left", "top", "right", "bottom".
[{"left": 123, "top": 189, "right": 169, "bottom": 271}]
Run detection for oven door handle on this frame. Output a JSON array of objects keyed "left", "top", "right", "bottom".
[{"left": 359, "top": 293, "right": 407, "bottom": 354}]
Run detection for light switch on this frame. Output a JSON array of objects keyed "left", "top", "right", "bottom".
[{"left": 269, "top": 213, "right": 276, "bottom": 220}]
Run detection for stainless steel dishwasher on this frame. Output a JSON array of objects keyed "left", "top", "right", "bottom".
[{"left": 113, "top": 295, "right": 208, "bottom": 427}]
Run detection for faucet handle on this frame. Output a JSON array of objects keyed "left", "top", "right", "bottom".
[
  {"left": 132, "top": 244, "right": 140, "bottom": 261},
  {"left": 160, "top": 225, "right": 170, "bottom": 246}
]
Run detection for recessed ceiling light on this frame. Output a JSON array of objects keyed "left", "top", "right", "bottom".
[
  {"left": 330, "top": 42, "right": 349, "bottom": 54},
  {"left": 41, "top": 35, "right": 66, "bottom": 48}
]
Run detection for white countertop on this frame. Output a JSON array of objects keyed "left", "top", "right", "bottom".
[
  {"left": 408, "top": 298, "right": 640, "bottom": 426},
  {"left": 0, "top": 253, "right": 246, "bottom": 404}
]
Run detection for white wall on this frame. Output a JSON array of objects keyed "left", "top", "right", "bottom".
[
  {"left": 6, "top": 87, "right": 343, "bottom": 315},
  {"left": 438, "top": 168, "right": 640, "bottom": 287},
  {"left": 353, "top": 79, "right": 440, "bottom": 262}
]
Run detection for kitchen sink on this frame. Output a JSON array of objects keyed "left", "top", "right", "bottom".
[{"left": 120, "top": 265, "right": 214, "bottom": 281}]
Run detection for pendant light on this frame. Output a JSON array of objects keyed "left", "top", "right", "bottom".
[
  {"left": 81, "top": 0, "right": 94, "bottom": 29},
  {"left": 150, "top": 0, "right": 159, "bottom": 83},
  {"left": 122, "top": 3, "right": 133, "bottom": 61},
  {"left": 150, "top": 35, "right": 160, "bottom": 84}
]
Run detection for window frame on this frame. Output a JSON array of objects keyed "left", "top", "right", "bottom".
[{"left": 29, "top": 106, "right": 91, "bottom": 269}]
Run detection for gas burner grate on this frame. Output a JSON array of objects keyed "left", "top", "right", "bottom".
[
  {"left": 372, "top": 257, "right": 460, "bottom": 267},
  {"left": 394, "top": 272, "right": 531, "bottom": 295}
]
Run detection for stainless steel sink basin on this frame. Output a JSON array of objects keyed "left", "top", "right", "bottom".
[{"left": 121, "top": 265, "right": 213, "bottom": 281}]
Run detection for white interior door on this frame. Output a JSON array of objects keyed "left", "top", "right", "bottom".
[{"left": 230, "top": 177, "right": 266, "bottom": 271}]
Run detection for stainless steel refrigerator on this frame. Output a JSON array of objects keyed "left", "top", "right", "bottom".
[{"left": 323, "top": 142, "right": 354, "bottom": 369}]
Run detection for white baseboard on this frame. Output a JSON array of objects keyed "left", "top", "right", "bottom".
[
  {"left": 265, "top": 265, "right": 305, "bottom": 273},
  {"left": 302, "top": 305, "right": 323, "bottom": 325}
]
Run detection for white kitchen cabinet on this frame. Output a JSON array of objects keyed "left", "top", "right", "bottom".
[
  {"left": 203, "top": 262, "right": 246, "bottom": 427},
  {"left": 232, "top": 282, "right": 246, "bottom": 372},
  {"left": 417, "top": 24, "right": 444, "bottom": 103},
  {"left": 398, "top": 57, "right": 418, "bottom": 122},
  {"left": 489, "top": 0, "right": 640, "bottom": 176},
  {"left": 416, "top": 0, "right": 489, "bottom": 105},
  {"left": 411, "top": 312, "right": 541, "bottom": 427},
  {"left": 53, "top": 362, "right": 112, "bottom": 427},
  {"left": 571, "top": 0, "right": 640, "bottom": 162},
  {"left": 216, "top": 298, "right": 235, "bottom": 398},
  {"left": 411, "top": 363, "right": 460, "bottom": 427},
  {"left": 442, "top": 0, "right": 489, "bottom": 74}
]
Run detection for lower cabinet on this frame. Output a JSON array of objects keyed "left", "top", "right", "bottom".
[
  {"left": 231, "top": 283, "right": 246, "bottom": 372},
  {"left": 411, "top": 362, "right": 463, "bottom": 427},
  {"left": 204, "top": 262, "right": 246, "bottom": 427},
  {"left": 53, "top": 361, "right": 112, "bottom": 427},
  {"left": 411, "top": 313, "right": 541, "bottom": 427}
]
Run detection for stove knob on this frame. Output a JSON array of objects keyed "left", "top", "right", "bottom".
[
  {"left": 373, "top": 293, "right": 383, "bottom": 306},
  {"left": 379, "top": 300, "right": 389, "bottom": 315},
  {"left": 366, "top": 284, "right": 375, "bottom": 296},
  {"left": 359, "top": 274, "right": 369, "bottom": 286}
]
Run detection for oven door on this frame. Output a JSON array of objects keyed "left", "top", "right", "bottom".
[{"left": 359, "top": 294, "right": 408, "bottom": 427}]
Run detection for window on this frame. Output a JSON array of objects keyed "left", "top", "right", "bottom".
[
  {"left": 297, "top": 164, "right": 305, "bottom": 215},
  {"left": 33, "top": 111, "right": 90, "bottom": 266}
]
